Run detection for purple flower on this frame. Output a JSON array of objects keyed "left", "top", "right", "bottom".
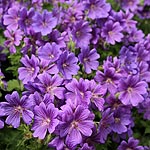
[
  {"left": 111, "top": 108, "right": 131, "bottom": 134},
  {"left": 78, "top": 48, "right": 100, "bottom": 74},
  {"left": 121, "top": 11, "right": 137, "bottom": 32},
  {"left": 72, "top": 21, "right": 92, "bottom": 48},
  {"left": 49, "top": 136, "right": 74, "bottom": 150},
  {"left": 18, "top": 7, "right": 35, "bottom": 33},
  {"left": 32, "top": 102, "right": 59, "bottom": 139},
  {"left": 37, "top": 73, "right": 65, "bottom": 100},
  {"left": 32, "top": 10, "right": 57, "bottom": 36},
  {"left": 119, "top": 0, "right": 139, "bottom": 12},
  {"left": 39, "top": 59, "right": 59, "bottom": 75},
  {"left": 57, "top": 51, "right": 79, "bottom": 79},
  {"left": 18, "top": 55, "right": 40, "bottom": 84},
  {"left": 88, "top": 80, "right": 105, "bottom": 111},
  {"left": 97, "top": 108, "right": 114, "bottom": 143},
  {"left": 1, "top": 91, "right": 33, "bottom": 128},
  {"left": 127, "top": 29, "right": 144, "bottom": 43},
  {"left": 3, "top": 6, "right": 19, "bottom": 31},
  {"left": 29, "top": 92, "right": 53, "bottom": 109},
  {"left": 38, "top": 42, "right": 61, "bottom": 62},
  {"left": 95, "top": 67, "right": 121, "bottom": 95},
  {"left": 65, "top": 78, "right": 91, "bottom": 106},
  {"left": 48, "top": 29, "right": 66, "bottom": 48},
  {"left": 0, "top": 104, "right": 5, "bottom": 129},
  {"left": 138, "top": 97, "right": 150, "bottom": 120},
  {"left": 79, "top": 143, "right": 94, "bottom": 150},
  {"left": 138, "top": 62, "right": 150, "bottom": 82},
  {"left": 101, "top": 20, "right": 123, "bottom": 45},
  {"left": 85, "top": 0, "right": 111, "bottom": 19},
  {"left": 58, "top": 104, "right": 94, "bottom": 147},
  {"left": 118, "top": 137, "right": 144, "bottom": 150},
  {"left": 118, "top": 75, "right": 147, "bottom": 106},
  {"left": 4, "top": 29, "right": 23, "bottom": 53}
]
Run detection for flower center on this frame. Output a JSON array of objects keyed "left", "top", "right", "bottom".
[
  {"left": 90, "top": 4, "right": 95, "bottom": 9},
  {"left": 76, "top": 31, "right": 81, "bottom": 37},
  {"left": 128, "top": 1, "right": 133, "bottom": 6},
  {"left": 127, "top": 87, "right": 132, "bottom": 93},
  {"left": 42, "top": 118, "right": 51, "bottom": 126},
  {"left": 126, "top": 148, "right": 133, "bottom": 150},
  {"left": 108, "top": 31, "right": 114, "bottom": 36},
  {"left": 14, "top": 105, "right": 22, "bottom": 112},
  {"left": 71, "top": 121, "right": 78, "bottom": 128},
  {"left": 115, "top": 117, "right": 120, "bottom": 123},
  {"left": 63, "top": 63, "right": 68, "bottom": 68},
  {"left": 106, "top": 78, "right": 112, "bottom": 83}
]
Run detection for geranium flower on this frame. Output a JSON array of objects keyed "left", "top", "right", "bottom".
[
  {"left": 32, "top": 102, "right": 59, "bottom": 139},
  {"left": 118, "top": 75, "right": 147, "bottom": 106},
  {"left": 1, "top": 91, "right": 33, "bottom": 128}
]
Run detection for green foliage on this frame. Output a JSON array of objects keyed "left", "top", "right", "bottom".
[
  {"left": 7, "top": 79, "right": 23, "bottom": 92},
  {"left": 133, "top": 110, "right": 150, "bottom": 146},
  {"left": 0, "top": 124, "right": 50, "bottom": 150},
  {"left": 6, "top": 48, "right": 22, "bottom": 78}
]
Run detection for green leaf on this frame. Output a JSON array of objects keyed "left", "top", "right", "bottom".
[
  {"left": 145, "top": 127, "right": 150, "bottom": 134},
  {"left": 7, "top": 79, "right": 21, "bottom": 92}
]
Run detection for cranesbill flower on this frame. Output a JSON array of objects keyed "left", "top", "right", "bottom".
[
  {"left": 119, "top": 0, "right": 139, "bottom": 12},
  {"left": 88, "top": 80, "right": 105, "bottom": 111},
  {"left": 29, "top": 92, "right": 53, "bottom": 109},
  {"left": 118, "top": 137, "right": 144, "bottom": 150},
  {"left": 138, "top": 97, "right": 150, "bottom": 120},
  {"left": 85, "top": 0, "right": 111, "bottom": 19},
  {"left": 111, "top": 108, "right": 131, "bottom": 134},
  {"left": 57, "top": 51, "right": 79, "bottom": 79},
  {"left": 32, "top": 10, "right": 57, "bottom": 36},
  {"left": 32, "top": 102, "right": 59, "bottom": 139},
  {"left": 95, "top": 67, "right": 121, "bottom": 95},
  {"left": 101, "top": 20, "right": 123, "bottom": 45},
  {"left": 65, "top": 78, "right": 91, "bottom": 106},
  {"left": 58, "top": 104, "right": 94, "bottom": 147},
  {"left": 4, "top": 29, "right": 23, "bottom": 53},
  {"left": 118, "top": 75, "right": 147, "bottom": 106},
  {"left": 39, "top": 59, "right": 58, "bottom": 75},
  {"left": 1, "top": 91, "right": 33, "bottom": 128},
  {"left": 48, "top": 136, "right": 74, "bottom": 150},
  {"left": 18, "top": 55, "right": 39, "bottom": 84},
  {"left": 97, "top": 108, "right": 114, "bottom": 143},
  {"left": 37, "top": 73, "right": 65, "bottom": 100},
  {"left": 3, "top": 6, "right": 19, "bottom": 31},
  {"left": 127, "top": 29, "right": 144, "bottom": 43},
  {"left": 38, "top": 42, "right": 61, "bottom": 62},
  {"left": 138, "top": 62, "right": 150, "bottom": 82},
  {"left": 18, "top": 7, "right": 35, "bottom": 33},
  {"left": 0, "top": 104, "right": 5, "bottom": 129},
  {"left": 72, "top": 21, "right": 92, "bottom": 48},
  {"left": 48, "top": 29, "right": 66, "bottom": 48},
  {"left": 79, "top": 143, "right": 94, "bottom": 150},
  {"left": 78, "top": 48, "right": 100, "bottom": 74}
]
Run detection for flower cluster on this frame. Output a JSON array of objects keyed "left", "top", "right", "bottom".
[{"left": 0, "top": 0, "right": 150, "bottom": 149}]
